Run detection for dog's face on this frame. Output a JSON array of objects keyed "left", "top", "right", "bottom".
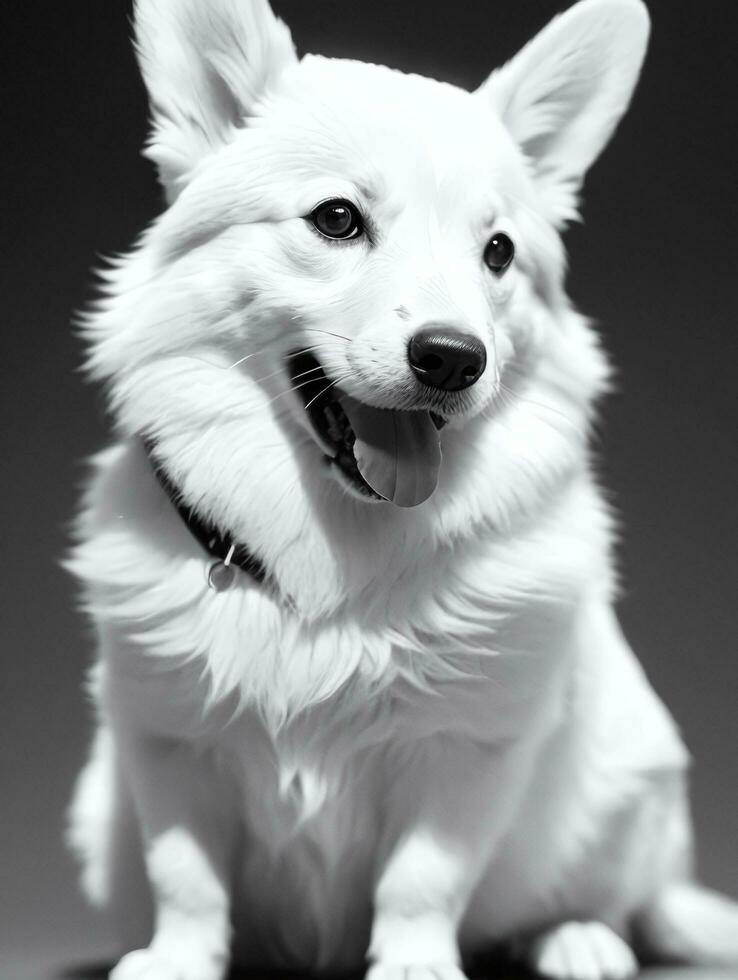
[
  {"left": 168, "top": 60, "right": 558, "bottom": 507},
  {"left": 89, "top": 0, "right": 649, "bottom": 512}
]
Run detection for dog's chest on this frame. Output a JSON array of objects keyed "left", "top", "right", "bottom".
[
  {"left": 101, "top": 492, "right": 581, "bottom": 754},
  {"left": 91, "top": 442, "right": 596, "bottom": 751}
]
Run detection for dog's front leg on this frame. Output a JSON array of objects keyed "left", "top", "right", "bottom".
[
  {"left": 110, "top": 731, "right": 234, "bottom": 980},
  {"left": 368, "top": 737, "right": 529, "bottom": 980}
]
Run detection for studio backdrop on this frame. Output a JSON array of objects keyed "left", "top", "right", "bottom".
[{"left": 1, "top": 0, "right": 735, "bottom": 972}]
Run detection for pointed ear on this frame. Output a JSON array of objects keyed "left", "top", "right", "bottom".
[
  {"left": 133, "top": 0, "right": 297, "bottom": 201},
  {"left": 478, "top": 0, "right": 650, "bottom": 225}
]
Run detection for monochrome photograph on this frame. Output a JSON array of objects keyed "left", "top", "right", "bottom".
[{"left": 2, "top": 3, "right": 736, "bottom": 979}]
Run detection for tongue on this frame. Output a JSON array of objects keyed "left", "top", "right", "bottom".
[{"left": 340, "top": 395, "right": 442, "bottom": 507}]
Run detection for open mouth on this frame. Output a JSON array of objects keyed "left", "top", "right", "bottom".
[{"left": 287, "top": 350, "right": 446, "bottom": 508}]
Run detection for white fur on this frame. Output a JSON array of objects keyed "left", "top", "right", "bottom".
[
  {"left": 480, "top": 0, "right": 650, "bottom": 225},
  {"left": 67, "top": 2, "right": 738, "bottom": 979}
]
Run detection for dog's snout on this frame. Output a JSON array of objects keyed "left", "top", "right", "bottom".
[{"left": 408, "top": 327, "right": 487, "bottom": 392}]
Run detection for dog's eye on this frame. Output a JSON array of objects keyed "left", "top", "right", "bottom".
[
  {"left": 310, "top": 199, "right": 364, "bottom": 241},
  {"left": 484, "top": 233, "right": 515, "bottom": 273}
]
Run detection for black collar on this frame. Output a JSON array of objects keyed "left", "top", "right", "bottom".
[{"left": 143, "top": 437, "right": 271, "bottom": 592}]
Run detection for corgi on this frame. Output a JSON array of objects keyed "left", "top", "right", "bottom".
[{"left": 67, "top": 1, "right": 738, "bottom": 978}]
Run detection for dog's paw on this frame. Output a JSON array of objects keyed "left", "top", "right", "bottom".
[
  {"left": 522, "top": 921, "right": 638, "bottom": 980},
  {"left": 366, "top": 964, "right": 468, "bottom": 980},
  {"left": 110, "top": 950, "right": 180, "bottom": 980},
  {"left": 109, "top": 948, "right": 224, "bottom": 980}
]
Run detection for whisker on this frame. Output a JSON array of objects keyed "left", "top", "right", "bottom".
[
  {"left": 259, "top": 372, "right": 347, "bottom": 411},
  {"left": 227, "top": 342, "right": 327, "bottom": 372},
  {"left": 301, "top": 327, "right": 352, "bottom": 343},
  {"left": 227, "top": 349, "right": 274, "bottom": 371},
  {"left": 494, "top": 382, "right": 579, "bottom": 432},
  {"left": 265, "top": 370, "right": 352, "bottom": 414},
  {"left": 252, "top": 363, "right": 325, "bottom": 387},
  {"left": 303, "top": 376, "right": 346, "bottom": 412},
  {"left": 228, "top": 354, "right": 257, "bottom": 371}
]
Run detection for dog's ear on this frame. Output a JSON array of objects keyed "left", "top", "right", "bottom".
[
  {"left": 133, "top": 0, "right": 297, "bottom": 201},
  {"left": 479, "top": 0, "right": 650, "bottom": 226}
]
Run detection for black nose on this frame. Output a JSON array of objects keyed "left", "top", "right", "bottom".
[{"left": 408, "top": 328, "right": 487, "bottom": 392}]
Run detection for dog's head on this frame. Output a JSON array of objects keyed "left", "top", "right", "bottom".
[{"left": 87, "top": 0, "right": 649, "bottom": 517}]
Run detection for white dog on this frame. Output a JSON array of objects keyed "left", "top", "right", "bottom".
[{"left": 67, "top": 2, "right": 738, "bottom": 979}]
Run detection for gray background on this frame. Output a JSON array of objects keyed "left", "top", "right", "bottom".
[{"left": 1, "top": 0, "right": 736, "bottom": 974}]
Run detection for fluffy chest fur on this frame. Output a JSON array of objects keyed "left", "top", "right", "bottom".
[{"left": 74, "top": 431, "right": 611, "bottom": 737}]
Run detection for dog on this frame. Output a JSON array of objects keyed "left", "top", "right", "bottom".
[{"left": 67, "top": 1, "right": 738, "bottom": 978}]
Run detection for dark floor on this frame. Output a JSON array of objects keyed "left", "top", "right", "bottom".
[{"left": 5, "top": 957, "right": 735, "bottom": 980}]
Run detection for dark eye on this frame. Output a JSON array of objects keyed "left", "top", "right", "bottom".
[
  {"left": 310, "top": 199, "right": 364, "bottom": 240},
  {"left": 484, "top": 232, "right": 515, "bottom": 273}
]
